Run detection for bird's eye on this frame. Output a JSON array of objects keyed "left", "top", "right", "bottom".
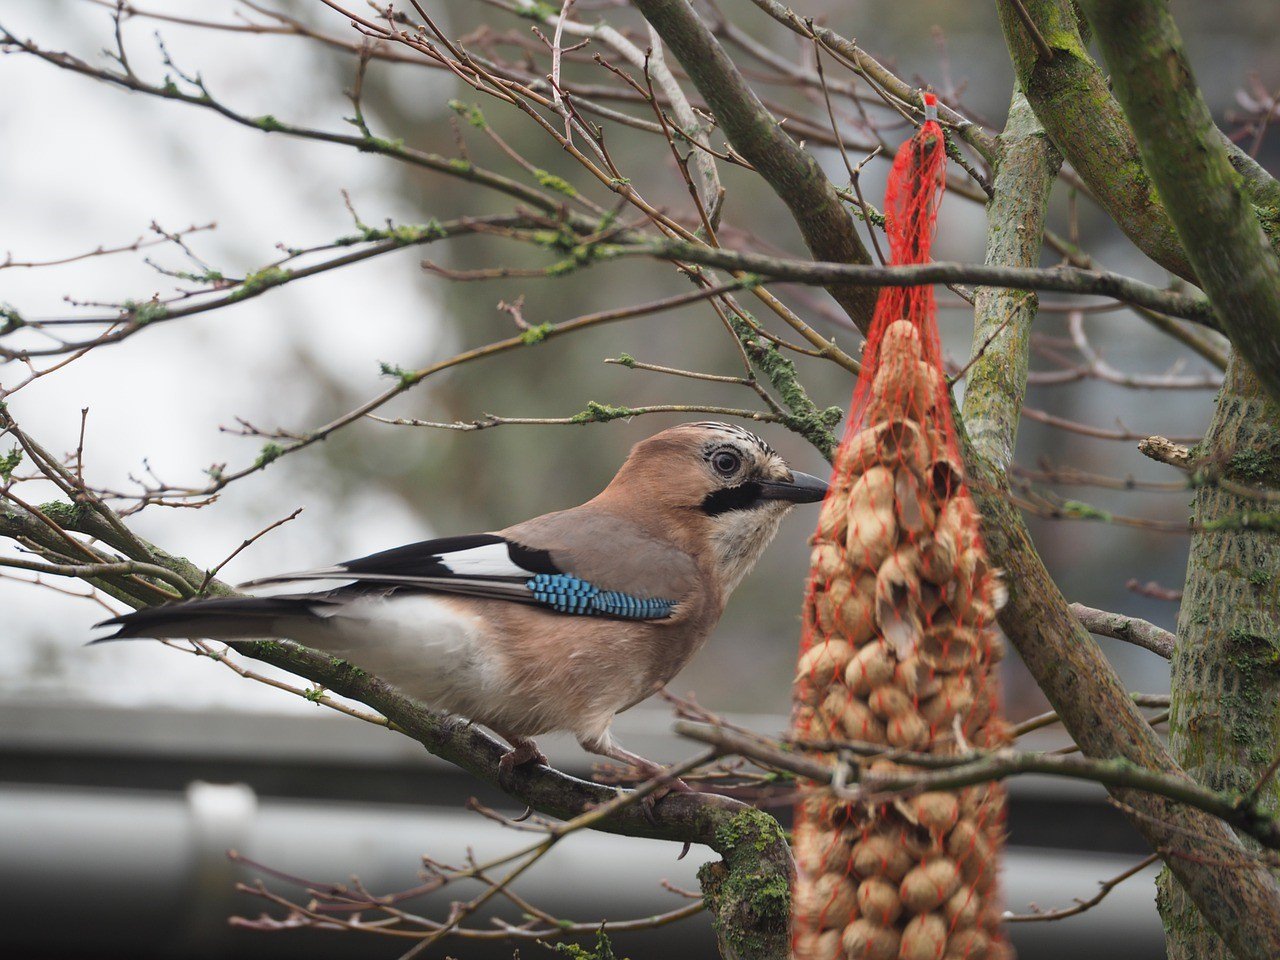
[{"left": 712, "top": 450, "right": 741, "bottom": 476}]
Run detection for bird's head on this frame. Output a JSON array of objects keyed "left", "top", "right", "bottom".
[{"left": 607, "top": 422, "right": 828, "bottom": 597}]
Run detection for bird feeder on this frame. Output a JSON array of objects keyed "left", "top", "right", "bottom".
[{"left": 791, "top": 94, "right": 1012, "bottom": 960}]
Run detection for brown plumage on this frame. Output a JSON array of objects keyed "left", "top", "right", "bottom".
[{"left": 96, "top": 423, "right": 827, "bottom": 781}]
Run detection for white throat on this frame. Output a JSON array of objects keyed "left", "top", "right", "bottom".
[{"left": 708, "top": 503, "right": 790, "bottom": 599}]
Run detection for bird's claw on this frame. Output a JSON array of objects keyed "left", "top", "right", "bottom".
[
  {"left": 498, "top": 741, "right": 549, "bottom": 795},
  {"left": 638, "top": 774, "right": 694, "bottom": 827}
]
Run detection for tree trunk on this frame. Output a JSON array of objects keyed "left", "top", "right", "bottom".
[{"left": 1158, "top": 356, "right": 1280, "bottom": 959}]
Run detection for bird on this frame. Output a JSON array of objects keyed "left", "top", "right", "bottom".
[{"left": 95, "top": 422, "right": 828, "bottom": 788}]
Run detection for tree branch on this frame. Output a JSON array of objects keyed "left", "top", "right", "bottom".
[
  {"left": 676, "top": 721, "right": 1280, "bottom": 852},
  {"left": 0, "top": 494, "right": 792, "bottom": 960},
  {"left": 630, "top": 0, "right": 877, "bottom": 330},
  {"left": 1077, "top": 0, "right": 1280, "bottom": 409},
  {"left": 965, "top": 91, "right": 1061, "bottom": 469},
  {"left": 961, "top": 84, "right": 1280, "bottom": 960},
  {"left": 1070, "top": 602, "right": 1175, "bottom": 659},
  {"left": 607, "top": 242, "right": 1215, "bottom": 325}
]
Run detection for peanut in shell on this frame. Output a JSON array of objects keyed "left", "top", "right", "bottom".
[
  {"left": 943, "top": 886, "right": 982, "bottom": 929},
  {"left": 875, "top": 547, "right": 925, "bottom": 659},
  {"left": 899, "top": 858, "right": 962, "bottom": 914},
  {"left": 797, "top": 640, "right": 855, "bottom": 688},
  {"left": 856, "top": 877, "right": 904, "bottom": 925},
  {"left": 816, "top": 574, "right": 877, "bottom": 643},
  {"left": 884, "top": 707, "right": 929, "bottom": 750},
  {"left": 946, "top": 819, "right": 995, "bottom": 886},
  {"left": 850, "top": 833, "right": 915, "bottom": 881},
  {"left": 841, "top": 918, "right": 901, "bottom": 960},
  {"left": 868, "top": 685, "right": 913, "bottom": 719},
  {"left": 899, "top": 912, "right": 949, "bottom": 960},
  {"left": 796, "top": 872, "right": 857, "bottom": 929},
  {"left": 823, "top": 689, "right": 887, "bottom": 742},
  {"left": 794, "top": 823, "right": 854, "bottom": 877},
  {"left": 918, "top": 624, "right": 981, "bottom": 672},
  {"left": 794, "top": 929, "right": 843, "bottom": 960},
  {"left": 846, "top": 640, "right": 897, "bottom": 695},
  {"left": 906, "top": 792, "right": 961, "bottom": 834},
  {"left": 811, "top": 542, "right": 845, "bottom": 581},
  {"left": 946, "top": 927, "right": 992, "bottom": 959}
]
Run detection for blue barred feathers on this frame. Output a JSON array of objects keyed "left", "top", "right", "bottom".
[{"left": 526, "top": 574, "right": 675, "bottom": 619}]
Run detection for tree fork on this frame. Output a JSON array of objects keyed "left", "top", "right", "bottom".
[
  {"left": 1075, "top": 0, "right": 1280, "bottom": 409},
  {"left": 629, "top": 0, "right": 878, "bottom": 332},
  {"left": 963, "top": 91, "right": 1280, "bottom": 960}
]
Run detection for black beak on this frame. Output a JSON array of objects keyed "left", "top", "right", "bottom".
[{"left": 757, "top": 471, "right": 829, "bottom": 504}]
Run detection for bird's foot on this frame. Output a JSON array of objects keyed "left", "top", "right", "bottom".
[
  {"left": 498, "top": 738, "right": 549, "bottom": 796},
  {"left": 638, "top": 769, "right": 695, "bottom": 827}
]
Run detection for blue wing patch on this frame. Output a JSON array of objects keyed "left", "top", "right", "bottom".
[{"left": 526, "top": 574, "right": 676, "bottom": 620}]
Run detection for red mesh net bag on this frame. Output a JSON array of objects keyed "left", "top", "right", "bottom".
[{"left": 790, "top": 97, "right": 1012, "bottom": 960}]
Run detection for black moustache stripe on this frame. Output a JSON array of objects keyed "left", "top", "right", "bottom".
[{"left": 701, "top": 481, "right": 763, "bottom": 516}]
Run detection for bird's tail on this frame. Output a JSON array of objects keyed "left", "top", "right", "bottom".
[{"left": 92, "top": 595, "right": 331, "bottom": 643}]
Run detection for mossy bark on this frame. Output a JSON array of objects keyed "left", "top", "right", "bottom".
[
  {"left": 697, "top": 809, "right": 794, "bottom": 960},
  {"left": 963, "top": 88, "right": 1280, "bottom": 960},
  {"left": 995, "top": 0, "right": 1193, "bottom": 280},
  {"left": 999, "top": 0, "right": 1280, "bottom": 278},
  {"left": 1157, "top": 357, "right": 1280, "bottom": 960}
]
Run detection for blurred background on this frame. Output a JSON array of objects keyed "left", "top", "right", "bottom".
[{"left": 1, "top": 0, "right": 1275, "bottom": 956}]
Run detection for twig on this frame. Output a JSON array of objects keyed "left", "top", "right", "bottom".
[
  {"left": 675, "top": 720, "right": 1280, "bottom": 851},
  {"left": 1070, "top": 602, "right": 1176, "bottom": 659},
  {"left": 1006, "top": 0, "right": 1056, "bottom": 63},
  {"left": 1005, "top": 854, "right": 1158, "bottom": 922},
  {"left": 198, "top": 507, "right": 304, "bottom": 594}
]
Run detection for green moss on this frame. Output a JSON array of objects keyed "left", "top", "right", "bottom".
[
  {"left": 698, "top": 809, "right": 791, "bottom": 960},
  {"left": 327, "top": 656, "right": 367, "bottom": 679},
  {"left": 0, "top": 446, "right": 22, "bottom": 483},
  {"left": 714, "top": 807, "right": 787, "bottom": 854},
  {"left": 379, "top": 361, "right": 419, "bottom": 388},
  {"left": 613, "top": 353, "right": 637, "bottom": 368},
  {"left": 123, "top": 298, "right": 169, "bottom": 325},
  {"left": 0, "top": 304, "right": 24, "bottom": 333},
  {"left": 447, "top": 99, "right": 487, "bottom": 129},
  {"left": 569, "top": 401, "right": 631, "bottom": 424},
  {"left": 550, "top": 930, "right": 623, "bottom": 960},
  {"left": 227, "top": 267, "right": 291, "bottom": 303},
  {"left": 1200, "top": 511, "right": 1280, "bottom": 533},
  {"left": 252, "top": 114, "right": 285, "bottom": 132},
  {"left": 545, "top": 258, "right": 578, "bottom": 277},
  {"left": 515, "top": 0, "right": 557, "bottom": 22},
  {"left": 39, "top": 500, "right": 91, "bottom": 527},
  {"left": 1060, "top": 499, "right": 1113, "bottom": 522},
  {"left": 361, "top": 134, "right": 406, "bottom": 153},
  {"left": 339, "top": 219, "right": 449, "bottom": 248},
  {"left": 520, "top": 323, "right": 554, "bottom": 345},
  {"left": 252, "top": 443, "right": 285, "bottom": 469},
  {"left": 724, "top": 312, "right": 840, "bottom": 459},
  {"left": 534, "top": 169, "right": 578, "bottom": 197},
  {"left": 1228, "top": 444, "right": 1280, "bottom": 484}
]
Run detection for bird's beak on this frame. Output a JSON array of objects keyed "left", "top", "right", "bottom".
[{"left": 757, "top": 471, "right": 829, "bottom": 504}]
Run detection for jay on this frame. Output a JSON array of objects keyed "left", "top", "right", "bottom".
[{"left": 96, "top": 422, "right": 827, "bottom": 784}]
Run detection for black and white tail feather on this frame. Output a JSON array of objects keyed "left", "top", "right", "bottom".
[{"left": 94, "top": 533, "right": 675, "bottom": 642}]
